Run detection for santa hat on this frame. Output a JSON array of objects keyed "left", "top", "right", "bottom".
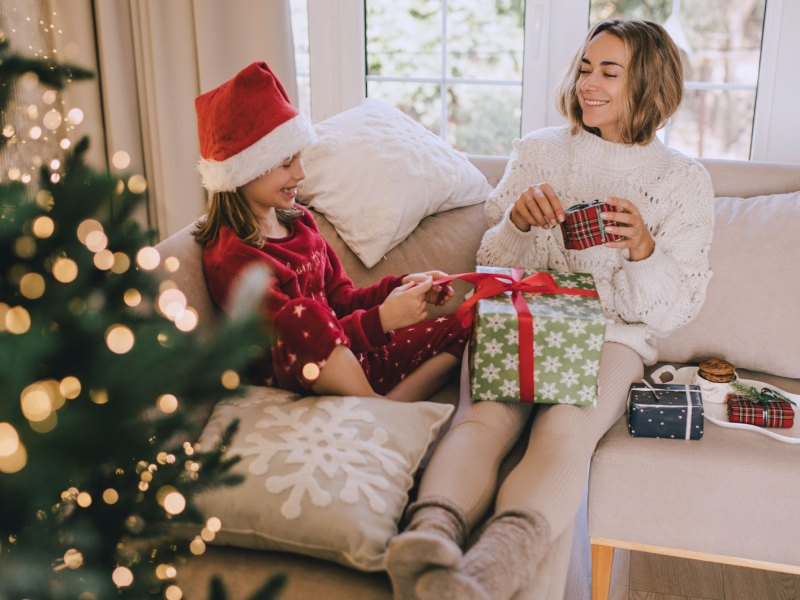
[{"left": 195, "top": 61, "right": 316, "bottom": 193}]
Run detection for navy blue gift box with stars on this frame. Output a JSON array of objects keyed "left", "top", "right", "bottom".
[{"left": 627, "top": 383, "right": 704, "bottom": 440}]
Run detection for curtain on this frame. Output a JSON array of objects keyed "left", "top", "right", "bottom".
[{"left": 93, "top": 0, "right": 297, "bottom": 239}]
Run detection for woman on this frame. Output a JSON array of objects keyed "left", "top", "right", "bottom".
[{"left": 386, "top": 18, "right": 714, "bottom": 600}]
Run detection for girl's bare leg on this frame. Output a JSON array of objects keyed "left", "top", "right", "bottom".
[
  {"left": 311, "top": 345, "right": 380, "bottom": 397},
  {"left": 386, "top": 353, "right": 459, "bottom": 403}
]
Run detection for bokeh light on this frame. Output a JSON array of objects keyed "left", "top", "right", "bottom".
[
  {"left": 105, "top": 325, "right": 135, "bottom": 354},
  {"left": 136, "top": 247, "right": 160, "bottom": 270}
]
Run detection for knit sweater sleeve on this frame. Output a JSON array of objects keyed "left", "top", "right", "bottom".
[
  {"left": 611, "top": 160, "right": 714, "bottom": 337},
  {"left": 477, "top": 136, "right": 565, "bottom": 270}
]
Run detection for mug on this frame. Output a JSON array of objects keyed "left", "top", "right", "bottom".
[{"left": 692, "top": 371, "right": 735, "bottom": 404}]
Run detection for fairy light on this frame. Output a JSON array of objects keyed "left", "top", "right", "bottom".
[
  {"left": 85, "top": 230, "right": 108, "bottom": 253},
  {"left": 112, "top": 151, "right": 130, "bottom": 170},
  {"left": 13, "top": 237, "right": 36, "bottom": 258},
  {"left": 112, "top": 566, "right": 133, "bottom": 588},
  {"left": 112, "top": 252, "right": 131, "bottom": 274},
  {"left": 19, "top": 273, "right": 45, "bottom": 299},
  {"left": 127, "top": 175, "right": 147, "bottom": 194},
  {"left": 162, "top": 491, "right": 186, "bottom": 516},
  {"left": 63, "top": 548, "right": 83, "bottom": 569},
  {"left": 29, "top": 126, "right": 42, "bottom": 140},
  {"left": 8, "top": 167, "right": 21, "bottom": 180},
  {"left": 200, "top": 527, "right": 215, "bottom": 542},
  {"left": 52, "top": 258, "right": 78, "bottom": 283},
  {"left": 76, "top": 492, "right": 92, "bottom": 508},
  {"left": 60, "top": 138, "right": 70, "bottom": 149},
  {"left": 42, "top": 90, "right": 57, "bottom": 104},
  {"left": 164, "top": 256, "right": 180, "bottom": 272},
  {"left": 93, "top": 250, "right": 114, "bottom": 270},
  {"left": 165, "top": 585, "right": 183, "bottom": 600},
  {"left": 0, "top": 443, "right": 27, "bottom": 474},
  {"left": 123, "top": 289, "right": 142, "bottom": 307},
  {"left": 5, "top": 306, "right": 31, "bottom": 334},
  {"left": 50, "top": 159, "right": 60, "bottom": 170},
  {"left": 42, "top": 109, "right": 62, "bottom": 130},
  {"left": 158, "top": 289, "right": 187, "bottom": 320},
  {"left": 60, "top": 376, "right": 81, "bottom": 399},
  {"left": 0, "top": 423, "right": 20, "bottom": 457},
  {"left": 174, "top": 308, "right": 198, "bottom": 332},
  {"left": 35, "top": 189, "right": 54, "bottom": 210},
  {"left": 26, "top": 104, "right": 39, "bottom": 118},
  {"left": 32, "top": 215, "right": 55, "bottom": 238},
  {"left": 302, "top": 363, "right": 321, "bottom": 381},
  {"left": 20, "top": 386, "right": 51, "bottom": 422},
  {"left": 89, "top": 389, "right": 109, "bottom": 405},
  {"left": 66, "top": 108, "right": 84, "bottom": 125},
  {"left": 76, "top": 219, "right": 103, "bottom": 244},
  {"left": 105, "top": 325, "right": 135, "bottom": 354},
  {"left": 136, "top": 247, "right": 160, "bottom": 270},
  {"left": 50, "top": 173, "right": 61, "bottom": 184},
  {"left": 21, "top": 173, "right": 31, "bottom": 184},
  {"left": 221, "top": 370, "right": 240, "bottom": 390},
  {"left": 103, "top": 489, "right": 119, "bottom": 504},
  {"left": 2, "top": 124, "right": 14, "bottom": 137},
  {"left": 189, "top": 538, "right": 205, "bottom": 556},
  {"left": 157, "top": 394, "right": 178, "bottom": 414}
]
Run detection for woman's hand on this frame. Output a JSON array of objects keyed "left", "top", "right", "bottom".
[
  {"left": 402, "top": 271, "right": 454, "bottom": 306},
  {"left": 602, "top": 196, "right": 655, "bottom": 261},
  {"left": 509, "top": 183, "right": 565, "bottom": 232},
  {"left": 379, "top": 277, "right": 434, "bottom": 332}
]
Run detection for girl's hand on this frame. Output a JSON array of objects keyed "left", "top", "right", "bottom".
[
  {"left": 402, "top": 271, "right": 454, "bottom": 306},
  {"left": 379, "top": 277, "right": 434, "bottom": 332},
  {"left": 602, "top": 196, "right": 655, "bottom": 261},
  {"left": 509, "top": 183, "right": 565, "bottom": 232}
]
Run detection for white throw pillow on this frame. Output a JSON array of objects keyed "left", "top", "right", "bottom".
[
  {"left": 194, "top": 386, "right": 453, "bottom": 571},
  {"left": 298, "top": 98, "right": 492, "bottom": 268},
  {"left": 658, "top": 192, "right": 800, "bottom": 378}
]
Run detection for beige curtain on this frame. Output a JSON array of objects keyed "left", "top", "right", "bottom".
[{"left": 93, "top": 0, "right": 297, "bottom": 239}]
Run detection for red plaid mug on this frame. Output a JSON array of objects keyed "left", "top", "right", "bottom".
[{"left": 560, "top": 200, "right": 623, "bottom": 250}]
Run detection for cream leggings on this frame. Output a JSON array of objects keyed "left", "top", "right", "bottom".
[{"left": 417, "top": 342, "right": 644, "bottom": 542}]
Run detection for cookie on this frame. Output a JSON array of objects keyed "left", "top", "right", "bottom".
[{"left": 697, "top": 357, "right": 736, "bottom": 383}]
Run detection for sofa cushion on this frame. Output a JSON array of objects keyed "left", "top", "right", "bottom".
[
  {"left": 194, "top": 386, "right": 453, "bottom": 571},
  {"left": 658, "top": 192, "right": 800, "bottom": 378},
  {"left": 298, "top": 98, "right": 492, "bottom": 268}
]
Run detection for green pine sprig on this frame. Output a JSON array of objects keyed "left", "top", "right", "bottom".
[{"left": 729, "top": 381, "right": 796, "bottom": 406}]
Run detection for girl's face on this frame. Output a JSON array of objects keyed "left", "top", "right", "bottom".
[
  {"left": 240, "top": 153, "right": 305, "bottom": 217},
  {"left": 577, "top": 31, "right": 629, "bottom": 143}
]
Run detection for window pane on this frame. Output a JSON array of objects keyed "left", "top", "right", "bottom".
[
  {"left": 448, "top": 84, "right": 520, "bottom": 155},
  {"left": 666, "top": 88, "right": 755, "bottom": 160},
  {"left": 366, "top": 0, "right": 442, "bottom": 78},
  {"left": 366, "top": 80, "right": 442, "bottom": 134},
  {"left": 446, "top": 1, "right": 524, "bottom": 80}
]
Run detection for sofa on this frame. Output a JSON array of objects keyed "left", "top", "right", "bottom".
[{"left": 158, "top": 156, "right": 800, "bottom": 600}]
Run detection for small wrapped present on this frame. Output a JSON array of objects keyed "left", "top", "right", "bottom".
[
  {"left": 727, "top": 385, "right": 796, "bottom": 428},
  {"left": 627, "top": 382, "right": 704, "bottom": 440},
  {"left": 462, "top": 266, "right": 605, "bottom": 406},
  {"left": 560, "top": 200, "right": 623, "bottom": 250}
]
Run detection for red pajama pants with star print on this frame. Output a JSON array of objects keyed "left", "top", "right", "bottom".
[{"left": 272, "top": 313, "right": 470, "bottom": 396}]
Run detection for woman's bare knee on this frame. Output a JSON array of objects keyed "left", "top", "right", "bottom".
[{"left": 311, "top": 345, "right": 379, "bottom": 397}]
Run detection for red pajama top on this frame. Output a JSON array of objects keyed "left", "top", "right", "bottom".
[{"left": 202, "top": 207, "right": 403, "bottom": 388}]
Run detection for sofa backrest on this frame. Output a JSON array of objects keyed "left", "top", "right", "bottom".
[{"left": 154, "top": 156, "right": 800, "bottom": 377}]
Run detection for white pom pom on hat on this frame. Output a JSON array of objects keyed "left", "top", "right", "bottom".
[{"left": 195, "top": 61, "right": 316, "bottom": 193}]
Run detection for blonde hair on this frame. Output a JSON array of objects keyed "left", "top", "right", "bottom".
[
  {"left": 556, "top": 18, "right": 683, "bottom": 144},
  {"left": 192, "top": 191, "right": 302, "bottom": 247}
]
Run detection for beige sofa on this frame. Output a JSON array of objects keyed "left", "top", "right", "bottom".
[{"left": 160, "top": 156, "right": 800, "bottom": 599}]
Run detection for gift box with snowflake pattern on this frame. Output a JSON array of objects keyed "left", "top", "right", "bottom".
[{"left": 468, "top": 266, "right": 606, "bottom": 406}]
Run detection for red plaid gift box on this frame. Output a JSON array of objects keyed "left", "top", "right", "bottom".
[
  {"left": 728, "top": 389, "right": 796, "bottom": 428},
  {"left": 560, "top": 200, "right": 623, "bottom": 250}
]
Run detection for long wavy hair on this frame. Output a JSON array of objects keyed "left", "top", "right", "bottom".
[
  {"left": 556, "top": 18, "right": 684, "bottom": 145},
  {"left": 192, "top": 190, "right": 302, "bottom": 248}
]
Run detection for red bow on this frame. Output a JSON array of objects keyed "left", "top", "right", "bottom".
[{"left": 434, "top": 269, "right": 599, "bottom": 402}]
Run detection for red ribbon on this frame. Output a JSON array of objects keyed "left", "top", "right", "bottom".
[{"left": 434, "top": 269, "right": 599, "bottom": 403}]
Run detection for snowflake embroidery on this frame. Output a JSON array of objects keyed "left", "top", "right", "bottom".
[{"left": 232, "top": 397, "right": 408, "bottom": 520}]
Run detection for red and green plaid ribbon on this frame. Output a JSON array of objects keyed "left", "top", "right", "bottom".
[{"left": 560, "top": 200, "right": 623, "bottom": 250}]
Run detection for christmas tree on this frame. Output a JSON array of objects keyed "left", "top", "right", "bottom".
[{"left": 0, "top": 26, "right": 283, "bottom": 600}]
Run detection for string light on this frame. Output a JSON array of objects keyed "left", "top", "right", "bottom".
[
  {"left": 111, "top": 566, "right": 133, "bottom": 588},
  {"left": 60, "top": 376, "right": 81, "bottom": 399},
  {"left": 136, "top": 247, "right": 160, "bottom": 270},
  {"left": 52, "top": 257, "right": 78, "bottom": 283},
  {"left": 5, "top": 306, "right": 31, "bottom": 334},
  {"left": 0, "top": 423, "right": 20, "bottom": 457},
  {"left": 112, "top": 252, "right": 131, "bottom": 274},
  {"left": 105, "top": 325, "right": 135, "bottom": 354},
  {"left": 157, "top": 394, "right": 178, "bottom": 414},
  {"left": 127, "top": 174, "right": 147, "bottom": 194},
  {"left": 32, "top": 215, "right": 54, "bottom": 237},
  {"left": 111, "top": 151, "right": 130, "bottom": 169},
  {"left": 221, "top": 370, "right": 240, "bottom": 390}
]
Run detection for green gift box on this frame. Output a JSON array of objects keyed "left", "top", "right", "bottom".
[{"left": 467, "top": 266, "right": 606, "bottom": 406}]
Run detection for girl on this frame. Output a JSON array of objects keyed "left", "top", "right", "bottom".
[
  {"left": 386, "top": 18, "right": 714, "bottom": 600},
  {"left": 193, "top": 62, "right": 469, "bottom": 401}
]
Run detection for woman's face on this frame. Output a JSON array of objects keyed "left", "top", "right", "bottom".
[
  {"left": 577, "top": 31, "right": 629, "bottom": 143},
  {"left": 240, "top": 153, "right": 305, "bottom": 217}
]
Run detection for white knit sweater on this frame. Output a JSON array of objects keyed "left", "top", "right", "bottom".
[{"left": 477, "top": 126, "right": 714, "bottom": 364}]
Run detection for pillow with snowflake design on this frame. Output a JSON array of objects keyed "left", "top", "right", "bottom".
[{"left": 192, "top": 386, "right": 454, "bottom": 571}]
